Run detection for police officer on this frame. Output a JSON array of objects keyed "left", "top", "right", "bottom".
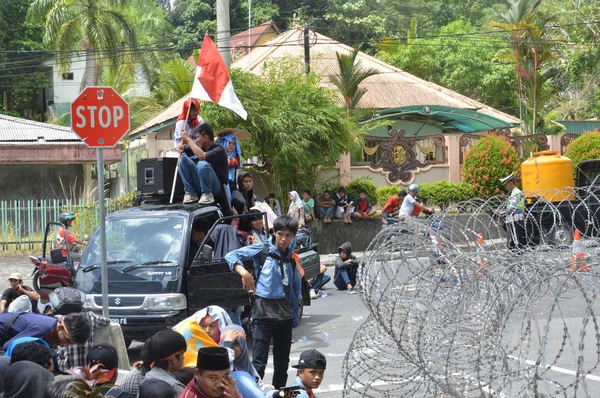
[{"left": 499, "top": 173, "right": 527, "bottom": 251}]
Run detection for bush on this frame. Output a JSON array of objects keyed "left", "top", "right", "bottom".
[
  {"left": 417, "top": 181, "right": 476, "bottom": 210},
  {"left": 376, "top": 185, "right": 401, "bottom": 206},
  {"left": 346, "top": 177, "right": 378, "bottom": 203},
  {"left": 462, "top": 134, "right": 521, "bottom": 199},
  {"left": 565, "top": 131, "right": 600, "bottom": 166}
]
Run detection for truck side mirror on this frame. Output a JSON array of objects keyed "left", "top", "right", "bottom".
[{"left": 200, "top": 245, "right": 213, "bottom": 262}]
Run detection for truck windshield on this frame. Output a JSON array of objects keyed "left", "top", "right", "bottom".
[{"left": 75, "top": 217, "right": 185, "bottom": 294}]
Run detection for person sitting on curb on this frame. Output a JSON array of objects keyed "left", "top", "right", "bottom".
[
  {"left": 178, "top": 123, "right": 229, "bottom": 205},
  {"left": 334, "top": 187, "right": 354, "bottom": 224},
  {"left": 0, "top": 312, "right": 91, "bottom": 352},
  {"left": 333, "top": 242, "right": 360, "bottom": 294},
  {"left": 269, "top": 349, "right": 327, "bottom": 398},
  {"left": 352, "top": 189, "right": 377, "bottom": 220},
  {"left": 302, "top": 190, "right": 316, "bottom": 221},
  {"left": 0, "top": 273, "right": 39, "bottom": 313},
  {"left": 180, "top": 346, "right": 240, "bottom": 398},
  {"left": 317, "top": 190, "right": 336, "bottom": 223}
]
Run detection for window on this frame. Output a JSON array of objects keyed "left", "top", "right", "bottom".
[{"left": 61, "top": 72, "right": 74, "bottom": 80}]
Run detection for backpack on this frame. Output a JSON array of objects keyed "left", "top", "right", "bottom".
[{"left": 49, "top": 287, "right": 85, "bottom": 315}]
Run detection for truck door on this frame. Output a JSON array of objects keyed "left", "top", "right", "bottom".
[{"left": 186, "top": 214, "right": 258, "bottom": 313}]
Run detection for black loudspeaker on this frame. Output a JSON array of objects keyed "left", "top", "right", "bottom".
[{"left": 136, "top": 157, "right": 184, "bottom": 198}]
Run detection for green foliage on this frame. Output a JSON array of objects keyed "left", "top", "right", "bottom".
[
  {"left": 418, "top": 181, "right": 477, "bottom": 209},
  {"left": 462, "top": 134, "right": 521, "bottom": 198},
  {"left": 380, "top": 20, "right": 517, "bottom": 114},
  {"left": 376, "top": 185, "right": 401, "bottom": 206},
  {"left": 346, "top": 177, "right": 378, "bottom": 203},
  {"left": 0, "top": 0, "right": 50, "bottom": 119},
  {"left": 565, "top": 132, "right": 600, "bottom": 166},
  {"left": 200, "top": 58, "right": 356, "bottom": 200}
]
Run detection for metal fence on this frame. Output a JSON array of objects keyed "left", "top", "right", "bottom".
[{"left": 0, "top": 199, "right": 124, "bottom": 252}]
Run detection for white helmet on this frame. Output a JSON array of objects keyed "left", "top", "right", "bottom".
[{"left": 409, "top": 183, "right": 419, "bottom": 192}]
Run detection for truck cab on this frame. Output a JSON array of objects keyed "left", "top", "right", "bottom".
[{"left": 74, "top": 203, "right": 320, "bottom": 343}]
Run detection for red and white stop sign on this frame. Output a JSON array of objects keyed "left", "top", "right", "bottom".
[{"left": 71, "top": 87, "right": 130, "bottom": 148}]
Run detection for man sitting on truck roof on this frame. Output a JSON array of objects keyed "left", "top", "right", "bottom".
[{"left": 178, "top": 123, "right": 229, "bottom": 206}]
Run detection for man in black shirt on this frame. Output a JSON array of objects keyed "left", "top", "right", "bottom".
[
  {"left": 179, "top": 123, "right": 229, "bottom": 205},
  {"left": 0, "top": 273, "right": 39, "bottom": 313}
]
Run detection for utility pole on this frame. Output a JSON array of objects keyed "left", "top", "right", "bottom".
[
  {"left": 216, "top": 0, "right": 231, "bottom": 68},
  {"left": 304, "top": 22, "right": 310, "bottom": 75}
]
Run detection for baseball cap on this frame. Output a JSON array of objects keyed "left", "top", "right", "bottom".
[
  {"left": 86, "top": 344, "right": 118, "bottom": 381},
  {"left": 292, "top": 349, "right": 327, "bottom": 369},
  {"left": 8, "top": 273, "right": 22, "bottom": 281}
]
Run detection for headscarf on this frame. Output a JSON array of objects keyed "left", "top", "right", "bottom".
[
  {"left": 176, "top": 98, "right": 201, "bottom": 128},
  {"left": 3, "top": 361, "right": 53, "bottom": 398},
  {"left": 289, "top": 191, "right": 304, "bottom": 211},
  {"left": 218, "top": 133, "right": 242, "bottom": 170},
  {"left": 193, "top": 306, "right": 233, "bottom": 344},
  {"left": 219, "top": 325, "right": 260, "bottom": 381}
]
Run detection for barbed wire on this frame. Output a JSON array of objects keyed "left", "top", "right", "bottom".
[{"left": 344, "top": 187, "right": 600, "bottom": 397}]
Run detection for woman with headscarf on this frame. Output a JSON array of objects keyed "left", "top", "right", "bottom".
[
  {"left": 288, "top": 191, "right": 306, "bottom": 229},
  {"left": 172, "top": 305, "right": 232, "bottom": 368},
  {"left": 218, "top": 133, "right": 242, "bottom": 197},
  {"left": 220, "top": 325, "right": 272, "bottom": 397},
  {"left": 174, "top": 98, "right": 203, "bottom": 151}
]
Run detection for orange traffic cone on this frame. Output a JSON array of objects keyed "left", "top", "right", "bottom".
[
  {"left": 475, "top": 233, "right": 488, "bottom": 275},
  {"left": 570, "top": 229, "right": 591, "bottom": 272}
]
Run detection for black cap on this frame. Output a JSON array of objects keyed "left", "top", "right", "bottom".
[
  {"left": 292, "top": 349, "right": 327, "bottom": 369},
  {"left": 197, "top": 347, "right": 230, "bottom": 371},
  {"left": 86, "top": 344, "right": 118, "bottom": 370}
]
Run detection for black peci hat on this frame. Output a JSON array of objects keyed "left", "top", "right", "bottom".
[{"left": 196, "top": 347, "right": 230, "bottom": 371}]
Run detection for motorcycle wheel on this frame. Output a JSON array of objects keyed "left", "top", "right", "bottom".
[{"left": 32, "top": 269, "right": 42, "bottom": 295}]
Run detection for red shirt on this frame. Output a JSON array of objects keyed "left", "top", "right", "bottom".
[
  {"left": 381, "top": 196, "right": 401, "bottom": 214},
  {"left": 56, "top": 227, "right": 76, "bottom": 256}
]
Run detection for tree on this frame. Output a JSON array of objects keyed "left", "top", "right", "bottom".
[
  {"left": 27, "top": 0, "right": 140, "bottom": 89},
  {"left": 329, "top": 48, "right": 379, "bottom": 117},
  {"left": 200, "top": 58, "right": 356, "bottom": 199},
  {"left": 0, "top": 0, "right": 50, "bottom": 120},
  {"left": 462, "top": 134, "right": 521, "bottom": 198}
]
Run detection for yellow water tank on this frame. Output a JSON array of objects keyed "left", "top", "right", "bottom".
[{"left": 521, "top": 150, "right": 576, "bottom": 202}]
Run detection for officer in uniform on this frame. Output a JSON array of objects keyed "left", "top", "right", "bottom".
[{"left": 499, "top": 173, "right": 527, "bottom": 251}]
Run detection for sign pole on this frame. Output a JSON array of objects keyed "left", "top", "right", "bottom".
[{"left": 97, "top": 148, "right": 109, "bottom": 317}]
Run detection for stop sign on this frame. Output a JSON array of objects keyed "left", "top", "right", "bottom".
[{"left": 71, "top": 87, "right": 130, "bottom": 148}]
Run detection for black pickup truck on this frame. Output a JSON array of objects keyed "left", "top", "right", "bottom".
[
  {"left": 526, "top": 159, "right": 600, "bottom": 246},
  {"left": 73, "top": 203, "right": 320, "bottom": 343}
]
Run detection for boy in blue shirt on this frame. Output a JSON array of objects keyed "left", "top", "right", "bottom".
[{"left": 225, "top": 215, "right": 302, "bottom": 389}]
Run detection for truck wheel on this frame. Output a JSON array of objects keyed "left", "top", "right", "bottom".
[{"left": 550, "top": 225, "right": 573, "bottom": 246}]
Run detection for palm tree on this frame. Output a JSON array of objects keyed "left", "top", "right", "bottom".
[
  {"left": 27, "top": 0, "right": 139, "bottom": 89},
  {"left": 329, "top": 48, "right": 380, "bottom": 118},
  {"left": 153, "top": 58, "right": 196, "bottom": 107}
]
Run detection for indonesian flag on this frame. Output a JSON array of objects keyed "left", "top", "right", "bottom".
[{"left": 190, "top": 34, "right": 248, "bottom": 120}]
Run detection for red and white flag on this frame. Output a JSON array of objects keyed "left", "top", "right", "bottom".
[{"left": 190, "top": 34, "right": 248, "bottom": 120}]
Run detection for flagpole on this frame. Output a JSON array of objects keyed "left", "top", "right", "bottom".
[{"left": 170, "top": 100, "right": 193, "bottom": 204}]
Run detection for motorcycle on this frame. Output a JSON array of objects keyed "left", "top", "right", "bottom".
[{"left": 29, "top": 222, "right": 80, "bottom": 300}]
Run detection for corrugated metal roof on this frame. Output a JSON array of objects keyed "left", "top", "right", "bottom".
[
  {"left": 556, "top": 120, "right": 600, "bottom": 135},
  {"left": 0, "top": 113, "right": 81, "bottom": 143},
  {"left": 131, "top": 25, "right": 519, "bottom": 138}
]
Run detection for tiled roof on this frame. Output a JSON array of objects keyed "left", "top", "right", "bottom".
[
  {"left": 0, "top": 113, "right": 81, "bottom": 143},
  {"left": 230, "top": 20, "right": 280, "bottom": 49},
  {"left": 232, "top": 26, "right": 519, "bottom": 124},
  {"left": 131, "top": 26, "right": 519, "bottom": 137}
]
